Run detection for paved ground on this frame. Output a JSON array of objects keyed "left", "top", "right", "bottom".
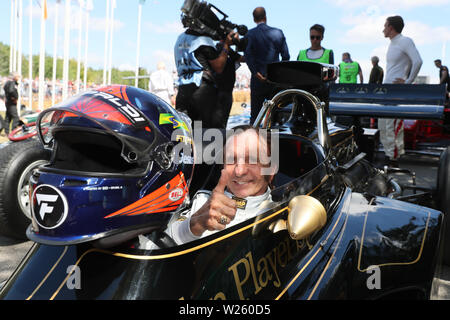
[{"left": 0, "top": 236, "right": 33, "bottom": 289}]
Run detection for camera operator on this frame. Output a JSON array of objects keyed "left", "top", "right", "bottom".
[
  {"left": 213, "top": 33, "right": 245, "bottom": 129},
  {"left": 174, "top": 21, "right": 234, "bottom": 129}
]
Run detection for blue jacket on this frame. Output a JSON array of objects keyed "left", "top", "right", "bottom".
[{"left": 244, "top": 23, "right": 290, "bottom": 79}]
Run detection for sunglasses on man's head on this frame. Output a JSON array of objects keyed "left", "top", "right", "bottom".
[{"left": 310, "top": 35, "right": 322, "bottom": 40}]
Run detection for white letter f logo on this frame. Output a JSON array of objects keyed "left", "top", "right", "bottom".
[{"left": 36, "top": 194, "right": 58, "bottom": 220}]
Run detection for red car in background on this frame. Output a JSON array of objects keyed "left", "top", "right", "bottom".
[
  {"left": 403, "top": 103, "right": 450, "bottom": 151},
  {"left": 329, "top": 83, "right": 449, "bottom": 156}
]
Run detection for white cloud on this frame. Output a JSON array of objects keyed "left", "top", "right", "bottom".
[
  {"left": 328, "top": 0, "right": 450, "bottom": 46},
  {"left": 327, "top": 0, "right": 450, "bottom": 10},
  {"left": 82, "top": 51, "right": 105, "bottom": 69},
  {"left": 138, "top": 49, "right": 176, "bottom": 73},
  {"left": 340, "top": 15, "right": 387, "bottom": 44},
  {"left": 118, "top": 63, "right": 135, "bottom": 71},
  {"left": 25, "top": 2, "right": 123, "bottom": 32},
  {"left": 144, "top": 21, "right": 184, "bottom": 35},
  {"left": 89, "top": 16, "right": 124, "bottom": 32},
  {"left": 338, "top": 10, "right": 450, "bottom": 47},
  {"left": 402, "top": 22, "right": 450, "bottom": 45},
  {"left": 150, "top": 49, "right": 176, "bottom": 71}
]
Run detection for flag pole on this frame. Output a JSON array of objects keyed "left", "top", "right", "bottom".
[
  {"left": 62, "top": 0, "right": 71, "bottom": 101},
  {"left": 28, "top": 0, "right": 32, "bottom": 111},
  {"left": 83, "top": 0, "right": 92, "bottom": 91},
  {"left": 9, "top": 0, "right": 15, "bottom": 73},
  {"left": 103, "top": 0, "right": 110, "bottom": 86},
  {"left": 17, "top": 0, "right": 23, "bottom": 115},
  {"left": 75, "top": 0, "right": 83, "bottom": 94},
  {"left": 135, "top": 1, "right": 143, "bottom": 88},
  {"left": 52, "top": 0, "right": 60, "bottom": 106},
  {"left": 107, "top": 0, "right": 115, "bottom": 85},
  {"left": 38, "top": 0, "right": 47, "bottom": 111},
  {"left": 12, "top": 0, "right": 18, "bottom": 73}
]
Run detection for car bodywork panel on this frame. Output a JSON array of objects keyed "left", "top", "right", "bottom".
[{"left": 1, "top": 183, "right": 442, "bottom": 300}]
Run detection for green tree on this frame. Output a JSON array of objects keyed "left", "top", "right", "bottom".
[
  {"left": 0, "top": 42, "right": 10, "bottom": 75},
  {"left": 0, "top": 42, "right": 149, "bottom": 89}
]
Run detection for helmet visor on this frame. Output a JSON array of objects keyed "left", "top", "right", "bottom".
[{"left": 37, "top": 94, "right": 169, "bottom": 165}]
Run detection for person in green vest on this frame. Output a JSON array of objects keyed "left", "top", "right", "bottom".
[
  {"left": 339, "top": 52, "right": 363, "bottom": 83},
  {"left": 297, "top": 24, "right": 334, "bottom": 64}
]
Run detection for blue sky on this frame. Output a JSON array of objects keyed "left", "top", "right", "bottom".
[{"left": 1, "top": 0, "right": 450, "bottom": 83}]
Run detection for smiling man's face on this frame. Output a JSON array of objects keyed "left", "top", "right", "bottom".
[{"left": 224, "top": 130, "right": 273, "bottom": 198}]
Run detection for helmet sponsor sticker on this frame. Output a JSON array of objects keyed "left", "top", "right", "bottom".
[
  {"left": 169, "top": 188, "right": 184, "bottom": 201},
  {"left": 159, "top": 113, "right": 190, "bottom": 132},
  {"left": 85, "top": 90, "right": 148, "bottom": 128},
  {"left": 32, "top": 184, "right": 69, "bottom": 229},
  {"left": 83, "top": 185, "right": 124, "bottom": 191},
  {"left": 175, "top": 134, "right": 192, "bottom": 144}
]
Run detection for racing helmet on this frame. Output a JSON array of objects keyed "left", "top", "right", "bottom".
[{"left": 27, "top": 85, "right": 194, "bottom": 247}]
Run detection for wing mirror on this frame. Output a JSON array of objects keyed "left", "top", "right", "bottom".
[{"left": 287, "top": 195, "right": 327, "bottom": 240}]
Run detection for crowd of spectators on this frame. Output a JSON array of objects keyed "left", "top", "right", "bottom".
[{"left": 0, "top": 71, "right": 250, "bottom": 111}]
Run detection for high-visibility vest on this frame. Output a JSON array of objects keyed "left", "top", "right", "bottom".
[
  {"left": 297, "top": 48, "right": 332, "bottom": 64},
  {"left": 339, "top": 61, "right": 359, "bottom": 83}
]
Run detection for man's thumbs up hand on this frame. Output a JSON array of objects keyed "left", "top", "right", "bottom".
[{"left": 190, "top": 169, "right": 237, "bottom": 236}]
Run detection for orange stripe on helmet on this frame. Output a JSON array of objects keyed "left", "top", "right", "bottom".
[
  {"left": 104, "top": 172, "right": 187, "bottom": 218},
  {"left": 125, "top": 197, "right": 186, "bottom": 216}
]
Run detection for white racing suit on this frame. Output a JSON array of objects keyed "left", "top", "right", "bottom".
[
  {"left": 381, "top": 33, "right": 422, "bottom": 160},
  {"left": 379, "top": 118, "right": 404, "bottom": 160},
  {"left": 139, "top": 188, "right": 272, "bottom": 248}
]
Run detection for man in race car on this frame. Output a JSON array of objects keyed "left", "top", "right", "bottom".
[{"left": 140, "top": 125, "right": 276, "bottom": 247}]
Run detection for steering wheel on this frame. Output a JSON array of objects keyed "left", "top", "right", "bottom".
[
  {"left": 8, "top": 122, "right": 39, "bottom": 141},
  {"left": 269, "top": 93, "right": 317, "bottom": 136}
]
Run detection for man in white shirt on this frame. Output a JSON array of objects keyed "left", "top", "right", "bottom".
[
  {"left": 380, "top": 15, "right": 422, "bottom": 166},
  {"left": 149, "top": 61, "right": 175, "bottom": 105},
  {"left": 139, "top": 126, "right": 276, "bottom": 247}
]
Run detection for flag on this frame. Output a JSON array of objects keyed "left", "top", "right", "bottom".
[
  {"left": 43, "top": 0, "right": 47, "bottom": 20},
  {"left": 37, "top": 0, "right": 48, "bottom": 19}
]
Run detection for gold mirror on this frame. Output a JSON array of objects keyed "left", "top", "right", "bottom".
[{"left": 287, "top": 195, "right": 327, "bottom": 240}]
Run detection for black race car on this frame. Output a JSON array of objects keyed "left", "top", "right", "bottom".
[{"left": 0, "top": 61, "right": 448, "bottom": 300}]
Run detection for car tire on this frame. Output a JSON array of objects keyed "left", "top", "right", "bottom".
[
  {"left": 0, "top": 139, "right": 50, "bottom": 240},
  {"left": 437, "top": 146, "right": 450, "bottom": 265}
]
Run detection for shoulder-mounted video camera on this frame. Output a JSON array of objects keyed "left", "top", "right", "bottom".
[{"left": 181, "top": 0, "right": 248, "bottom": 41}]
